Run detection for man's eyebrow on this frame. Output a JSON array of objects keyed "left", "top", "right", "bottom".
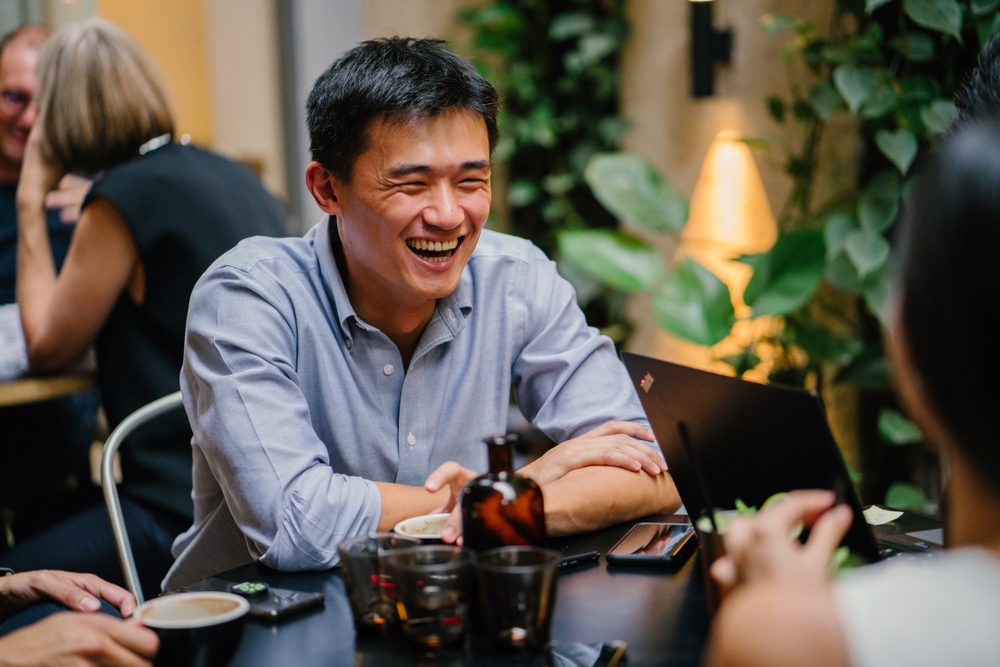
[{"left": 385, "top": 160, "right": 492, "bottom": 178}]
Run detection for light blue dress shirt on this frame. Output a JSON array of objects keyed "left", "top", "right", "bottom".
[{"left": 164, "top": 217, "right": 650, "bottom": 588}]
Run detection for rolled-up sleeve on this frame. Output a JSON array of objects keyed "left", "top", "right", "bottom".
[{"left": 182, "top": 263, "right": 380, "bottom": 570}]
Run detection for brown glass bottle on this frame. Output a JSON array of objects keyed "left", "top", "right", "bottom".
[{"left": 461, "top": 433, "right": 546, "bottom": 551}]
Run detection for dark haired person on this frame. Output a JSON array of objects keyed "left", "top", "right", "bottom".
[
  {"left": 705, "top": 118, "right": 1000, "bottom": 666},
  {"left": 5, "top": 19, "right": 285, "bottom": 597},
  {"left": 165, "top": 37, "right": 678, "bottom": 588}
]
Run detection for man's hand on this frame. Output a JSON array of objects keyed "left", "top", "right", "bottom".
[
  {"left": 518, "top": 420, "right": 665, "bottom": 486},
  {"left": 44, "top": 174, "right": 92, "bottom": 224},
  {"left": 709, "top": 490, "right": 853, "bottom": 598},
  {"left": 0, "top": 612, "right": 158, "bottom": 667},
  {"left": 0, "top": 570, "right": 138, "bottom": 620},
  {"left": 423, "top": 461, "right": 478, "bottom": 545}
]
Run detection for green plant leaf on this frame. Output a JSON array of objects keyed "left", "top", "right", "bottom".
[
  {"left": 845, "top": 228, "right": 890, "bottom": 279},
  {"left": 878, "top": 408, "right": 924, "bottom": 445},
  {"left": 875, "top": 129, "right": 918, "bottom": 174},
  {"left": 760, "top": 13, "right": 797, "bottom": 32},
  {"left": 903, "top": 0, "right": 963, "bottom": 41},
  {"left": 652, "top": 257, "right": 735, "bottom": 346},
  {"left": 548, "top": 13, "right": 594, "bottom": 40},
  {"left": 860, "top": 81, "right": 897, "bottom": 119},
  {"left": 858, "top": 171, "right": 902, "bottom": 233},
  {"left": 766, "top": 95, "right": 786, "bottom": 123},
  {"left": 920, "top": 99, "right": 959, "bottom": 134},
  {"left": 978, "top": 12, "right": 1000, "bottom": 46},
  {"left": 809, "top": 82, "right": 845, "bottom": 120},
  {"left": 885, "top": 482, "right": 937, "bottom": 515},
  {"left": 826, "top": 253, "right": 864, "bottom": 294},
  {"left": 743, "top": 230, "right": 826, "bottom": 317},
  {"left": 824, "top": 212, "right": 857, "bottom": 260},
  {"left": 891, "top": 31, "right": 937, "bottom": 61},
  {"left": 862, "top": 256, "right": 894, "bottom": 326},
  {"left": 555, "top": 228, "right": 663, "bottom": 292},
  {"left": 833, "top": 65, "right": 878, "bottom": 113},
  {"left": 585, "top": 153, "right": 688, "bottom": 234},
  {"left": 865, "top": 0, "right": 895, "bottom": 13},
  {"left": 973, "top": 0, "right": 1000, "bottom": 16},
  {"left": 836, "top": 348, "right": 890, "bottom": 390},
  {"left": 719, "top": 345, "right": 762, "bottom": 377},
  {"left": 794, "top": 321, "right": 864, "bottom": 366}
]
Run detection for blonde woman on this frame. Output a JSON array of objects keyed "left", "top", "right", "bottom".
[{"left": 4, "top": 18, "right": 285, "bottom": 596}]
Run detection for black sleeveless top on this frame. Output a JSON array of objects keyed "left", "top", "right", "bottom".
[{"left": 84, "top": 143, "right": 286, "bottom": 523}]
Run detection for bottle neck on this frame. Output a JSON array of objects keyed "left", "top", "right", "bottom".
[{"left": 485, "top": 434, "right": 515, "bottom": 476}]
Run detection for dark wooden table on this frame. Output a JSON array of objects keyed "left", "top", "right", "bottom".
[{"left": 186, "top": 514, "right": 710, "bottom": 666}]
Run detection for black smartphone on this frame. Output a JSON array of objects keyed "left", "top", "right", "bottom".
[
  {"left": 244, "top": 586, "right": 325, "bottom": 621},
  {"left": 605, "top": 522, "right": 696, "bottom": 567}
]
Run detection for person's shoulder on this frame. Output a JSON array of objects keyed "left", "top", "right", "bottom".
[
  {"left": 471, "top": 229, "right": 550, "bottom": 265},
  {"left": 202, "top": 229, "right": 316, "bottom": 282}
]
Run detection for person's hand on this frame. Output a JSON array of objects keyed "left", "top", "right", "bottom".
[
  {"left": 423, "top": 461, "right": 478, "bottom": 545},
  {"left": 44, "top": 174, "right": 92, "bottom": 224},
  {"left": 517, "top": 420, "right": 665, "bottom": 486},
  {"left": 0, "top": 612, "right": 158, "bottom": 667},
  {"left": 0, "top": 570, "right": 138, "bottom": 620},
  {"left": 16, "top": 126, "right": 66, "bottom": 211},
  {"left": 709, "top": 490, "right": 853, "bottom": 598}
]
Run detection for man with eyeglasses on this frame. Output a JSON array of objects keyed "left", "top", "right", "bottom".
[{"left": 0, "top": 24, "right": 98, "bottom": 549}]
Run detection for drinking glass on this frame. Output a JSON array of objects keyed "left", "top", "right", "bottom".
[
  {"left": 337, "top": 532, "right": 420, "bottom": 633},
  {"left": 472, "top": 545, "right": 561, "bottom": 655},
  {"left": 382, "top": 545, "right": 472, "bottom": 653}
]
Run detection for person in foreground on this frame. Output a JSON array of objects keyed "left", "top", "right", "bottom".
[
  {"left": 5, "top": 18, "right": 285, "bottom": 596},
  {"left": 0, "top": 568, "right": 157, "bottom": 666},
  {"left": 705, "top": 117, "right": 1000, "bottom": 666},
  {"left": 165, "top": 37, "right": 679, "bottom": 588}
]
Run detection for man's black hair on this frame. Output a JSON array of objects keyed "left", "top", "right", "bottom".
[
  {"left": 895, "top": 115, "right": 1000, "bottom": 497},
  {"left": 306, "top": 37, "right": 499, "bottom": 182},
  {"left": 954, "top": 34, "right": 1000, "bottom": 128}
]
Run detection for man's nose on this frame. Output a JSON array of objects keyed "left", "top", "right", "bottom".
[{"left": 423, "top": 185, "right": 464, "bottom": 229}]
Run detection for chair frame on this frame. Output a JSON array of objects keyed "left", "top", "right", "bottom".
[{"left": 100, "top": 391, "right": 184, "bottom": 604}]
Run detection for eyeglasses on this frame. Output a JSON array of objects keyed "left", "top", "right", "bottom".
[{"left": 0, "top": 89, "right": 32, "bottom": 115}]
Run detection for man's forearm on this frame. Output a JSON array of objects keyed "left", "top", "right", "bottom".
[
  {"left": 541, "top": 467, "right": 680, "bottom": 536},
  {"left": 374, "top": 481, "right": 450, "bottom": 531}
]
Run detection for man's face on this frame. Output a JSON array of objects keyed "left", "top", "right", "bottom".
[
  {"left": 0, "top": 39, "right": 39, "bottom": 180},
  {"left": 331, "top": 108, "right": 492, "bottom": 317}
]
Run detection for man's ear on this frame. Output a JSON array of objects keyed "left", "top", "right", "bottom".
[{"left": 305, "top": 161, "right": 343, "bottom": 215}]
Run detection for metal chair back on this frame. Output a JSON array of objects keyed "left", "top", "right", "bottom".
[{"left": 100, "top": 391, "right": 184, "bottom": 604}]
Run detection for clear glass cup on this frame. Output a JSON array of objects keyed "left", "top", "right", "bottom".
[
  {"left": 337, "top": 532, "right": 420, "bottom": 634},
  {"left": 472, "top": 545, "right": 561, "bottom": 655},
  {"left": 382, "top": 545, "right": 472, "bottom": 653}
]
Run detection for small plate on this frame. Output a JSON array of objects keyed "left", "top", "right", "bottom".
[{"left": 393, "top": 513, "right": 450, "bottom": 540}]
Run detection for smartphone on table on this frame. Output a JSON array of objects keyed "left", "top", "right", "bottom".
[{"left": 605, "top": 522, "right": 696, "bottom": 567}]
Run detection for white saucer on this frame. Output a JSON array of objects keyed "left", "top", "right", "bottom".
[{"left": 393, "top": 513, "right": 450, "bottom": 540}]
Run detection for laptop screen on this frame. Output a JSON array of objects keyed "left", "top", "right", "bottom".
[{"left": 622, "top": 352, "right": 881, "bottom": 563}]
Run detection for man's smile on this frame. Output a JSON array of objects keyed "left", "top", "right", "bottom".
[{"left": 405, "top": 235, "right": 465, "bottom": 263}]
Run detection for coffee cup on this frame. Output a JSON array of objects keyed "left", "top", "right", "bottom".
[{"left": 136, "top": 591, "right": 249, "bottom": 666}]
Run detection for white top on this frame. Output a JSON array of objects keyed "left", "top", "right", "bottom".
[{"left": 834, "top": 547, "right": 1000, "bottom": 667}]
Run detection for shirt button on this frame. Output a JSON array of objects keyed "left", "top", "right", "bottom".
[
  {"left": 345, "top": 339, "right": 352, "bottom": 349},
  {"left": 383, "top": 363, "right": 394, "bottom": 376},
  {"left": 406, "top": 432, "right": 416, "bottom": 446}
]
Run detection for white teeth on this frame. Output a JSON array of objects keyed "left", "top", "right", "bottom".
[{"left": 407, "top": 239, "right": 458, "bottom": 252}]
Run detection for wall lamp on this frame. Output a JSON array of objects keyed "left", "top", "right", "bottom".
[{"left": 690, "top": 0, "right": 732, "bottom": 98}]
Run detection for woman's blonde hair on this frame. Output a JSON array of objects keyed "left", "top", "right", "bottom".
[{"left": 36, "top": 18, "right": 175, "bottom": 175}]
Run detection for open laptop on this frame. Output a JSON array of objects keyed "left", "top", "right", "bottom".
[{"left": 622, "top": 352, "right": 889, "bottom": 563}]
